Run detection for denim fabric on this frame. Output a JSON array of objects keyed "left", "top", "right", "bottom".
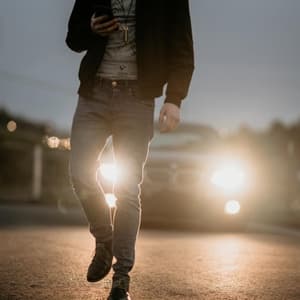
[{"left": 69, "top": 79, "right": 154, "bottom": 277}]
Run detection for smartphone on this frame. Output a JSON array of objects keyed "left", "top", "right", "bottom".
[{"left": 93, "top": 4, "right": 114, "bottom": 21}]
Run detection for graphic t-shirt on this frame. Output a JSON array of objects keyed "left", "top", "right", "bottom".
[{"left": 96, "top": 0, "right": 137, "bottom": 80}]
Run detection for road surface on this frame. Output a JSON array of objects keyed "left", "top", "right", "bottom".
[{"left": 1, "top": 225, "right": 300, "bottom": 300}]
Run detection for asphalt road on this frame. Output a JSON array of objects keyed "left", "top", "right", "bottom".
[{"left": 1, "top": 225, "right": 300, "bottom": 300}]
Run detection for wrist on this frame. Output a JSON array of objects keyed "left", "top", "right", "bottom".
[{"left": 164, "top": 99, "right": 182, "bottom": 109}]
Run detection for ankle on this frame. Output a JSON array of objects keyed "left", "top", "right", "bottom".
[
  {"left": 96, "top": 238, "right": 112, "bottom": 249},
  {"left": 112, "top": 274, "right": 130, "bottom": 292}
]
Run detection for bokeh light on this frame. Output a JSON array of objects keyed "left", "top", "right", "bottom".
[
  {"left": 47, "top": 136, "right": 60, "bottom": 149},
  {"left": 7, "top": 120, "right": 17, "bottom": 132},
  {"left": 60, "top": 138, "right": 71, "bottom": 150}
]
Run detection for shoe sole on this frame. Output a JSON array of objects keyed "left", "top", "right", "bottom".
[{"left": 87, "top": 264, "right": 112, "bottom": 282}]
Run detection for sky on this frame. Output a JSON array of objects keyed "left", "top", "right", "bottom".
[{"left": 0, "top": 0, "right": 299, "bottom": 133}]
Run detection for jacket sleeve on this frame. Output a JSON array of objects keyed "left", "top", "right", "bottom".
[
  {"left": 165, "top": 0, "right": 195, "bottom": 108},
  {"left": 65, "top": 0, "right": 98, "bottom": 53}
]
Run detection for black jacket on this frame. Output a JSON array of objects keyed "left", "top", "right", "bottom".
[{"left": 65, "top": 0, "right": 194, "bottom": 108}]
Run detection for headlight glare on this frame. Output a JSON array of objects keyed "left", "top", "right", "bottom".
[
  {"left": 211, "top": 163, "right": 246, "bottom": 193},
  {"left": 99, "top": 163, "right": 118, "bottom": 182}
]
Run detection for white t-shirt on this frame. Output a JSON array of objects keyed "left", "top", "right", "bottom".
[{"left": 97, "top": 0, "right": 137, "bottom": 80}]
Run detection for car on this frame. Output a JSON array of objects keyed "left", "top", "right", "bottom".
[{"left": 97, "top": 122, "right": 255, "bottom": 230}]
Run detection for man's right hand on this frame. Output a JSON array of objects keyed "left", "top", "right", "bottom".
[{"left": 90, "top": 13, "right": 119, "bottom": 37}]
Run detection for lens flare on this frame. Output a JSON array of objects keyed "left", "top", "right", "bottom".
[
  {"left": 105, "top": 193, "right": 117, "bottom": 208},
  {"left": 225, "top": 200, "right": 240, "bottom": 215}
]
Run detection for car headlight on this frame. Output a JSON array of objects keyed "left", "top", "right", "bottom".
[
  {"left": 211, "top": 162, "right": 246, "bottom": 193},
  {"left": 99, "top": 163, "right": 118, "bottom": 183},
  {"left": 224, "top": 200, "right": 241, "bottom": 215},
  {"left": 105, "top": 193, "right": 117, "bottom": 208}
]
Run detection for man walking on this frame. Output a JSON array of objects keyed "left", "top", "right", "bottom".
[{"left": 65, "top": 0, "right": 194, "bottom": 299}]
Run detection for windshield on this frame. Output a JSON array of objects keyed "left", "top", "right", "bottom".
[{"left": 150, "top": 130, "right": 220, "bottom": 152}]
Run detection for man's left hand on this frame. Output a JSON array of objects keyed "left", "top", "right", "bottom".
[{"left": 159, "top": 103, "right": 181, "bottom": 133}]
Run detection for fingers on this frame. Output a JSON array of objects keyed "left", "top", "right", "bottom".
[
  {"left": 159, "top": 108, "right": 166, "bottom": 133},
  {"left": 96, "top": 24, "right": 119, "bottom": 35},
  {"left": 94, "top": 18, "right": 118, "bottom": 30},
  {"left": 165, "top": 117, "right": 179, "bottom": 132},
  {"left": 91, "top": 14, "right": 119, "bottom": 35},
  {"left": 91, "top": 14, "right": 112, "bottom": 25},
  {"left": 92, "top": 14, "right": 107, "bottom": 22},
  {"left": 159, "top": 109, "right": 180, "bottom": 133},
  {"left": 159, "top": 107, "right": 166, "bottom": 125},
  {"left": 91, "top": 14, "right": 106, "bottom": 28}
]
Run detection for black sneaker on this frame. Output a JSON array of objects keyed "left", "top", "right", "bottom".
[
  {"left": 87, "top": 240, "right": 113, "bottom": 282},
  {"left": 107, "top": 276, "right": 131, "bottom": 300}
]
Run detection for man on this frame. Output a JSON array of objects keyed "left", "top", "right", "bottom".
[{"left": 65, "top": 0, "right": 194, "bottom": 299}]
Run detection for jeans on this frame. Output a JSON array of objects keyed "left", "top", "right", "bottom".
[{"left": 69, "top": 78, "right": 155, "bottom": 277}]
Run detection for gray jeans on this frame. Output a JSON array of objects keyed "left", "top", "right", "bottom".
[{"left": 69, "top": 79, "right": 155, "bottom": 277}]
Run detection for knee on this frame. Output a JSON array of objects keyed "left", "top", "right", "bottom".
[
  {"left": 114, "top": 180, "right": 141, "bottom": 211},
  {"left": 69, "top": 164, "right": 99, "bottom": 200},
  {"left": 113, "top": 162, "right": 146, "bottom": 210}
]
